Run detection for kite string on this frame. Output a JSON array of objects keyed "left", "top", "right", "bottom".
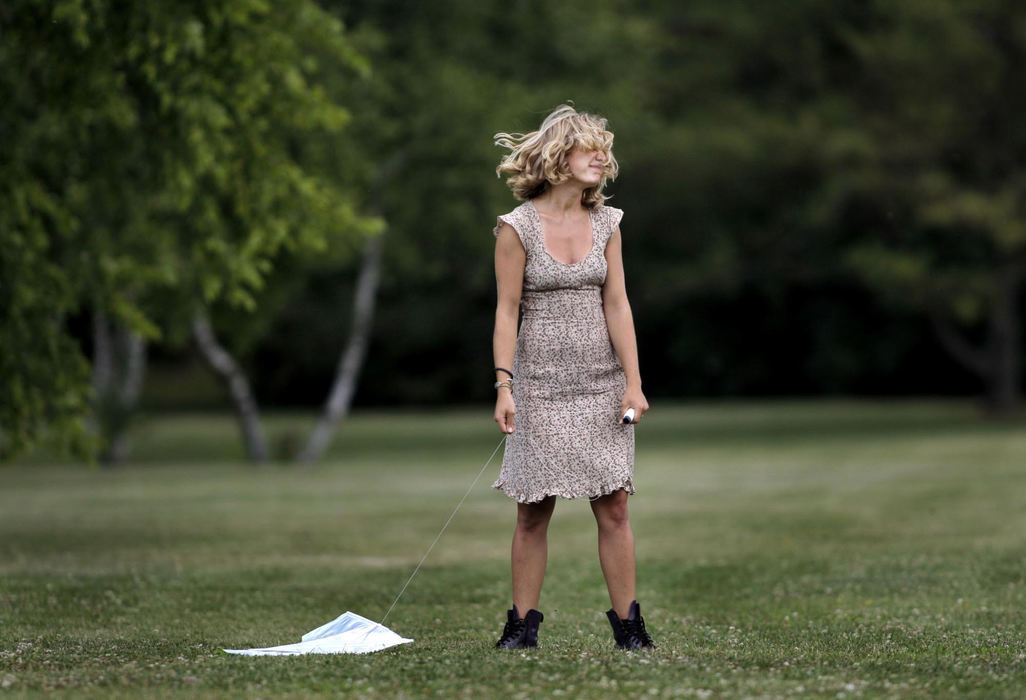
[{"left": 377, "top": 434, "right": 507, "bottom": 627}]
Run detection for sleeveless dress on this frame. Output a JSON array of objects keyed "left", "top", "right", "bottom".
[{"left": 492, "top": 200, "right": 635, "bottom": 504}]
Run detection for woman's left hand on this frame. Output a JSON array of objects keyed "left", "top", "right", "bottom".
[{"left": 620, "top": 386, "right": 649, "bottom": 424}]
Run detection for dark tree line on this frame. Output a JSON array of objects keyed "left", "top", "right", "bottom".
[
  {"left": 3, "top": 0, "right": 1023, "bottom": 462},
  {"left": 246, "top": 0, "right": 1023, "bottom": 412}
]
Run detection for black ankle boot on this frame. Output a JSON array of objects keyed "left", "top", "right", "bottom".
[
  {"left": 495, "top": 604, "right": 544, "bottom": 649},
  {"left": 606, "top": 600, "right": 655, "bottom": 650}
]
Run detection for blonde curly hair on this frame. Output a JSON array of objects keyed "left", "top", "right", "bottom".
[{"left": 494, "top": 104, "right": 618, "bottom": 209}]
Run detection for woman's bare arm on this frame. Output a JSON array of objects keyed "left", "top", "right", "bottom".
[
  {"left": 493, "top": 222, "right": 525, "bottom": 433},
  {"left": 602, "top": 228, "right": 649, "bottom": 422}
]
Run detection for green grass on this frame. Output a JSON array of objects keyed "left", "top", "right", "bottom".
[{"left": 2, "top": 400, "right": 1025, "bottom": 697}]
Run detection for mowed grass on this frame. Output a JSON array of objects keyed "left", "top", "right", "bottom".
[{"left": 1, "top": 400, "right": 1025, "bottom": 698}]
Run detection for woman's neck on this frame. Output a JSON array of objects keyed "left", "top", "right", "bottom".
[{"left": 534, "top": 183, "right": 586, "bottom": 215}]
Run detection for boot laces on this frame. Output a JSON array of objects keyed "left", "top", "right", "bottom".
[
  {"left": 622, "top": 616, "right": 653, "bottom": 648},
  {"left": 497, "top": 617, "right": 526, "bottom": 646}
]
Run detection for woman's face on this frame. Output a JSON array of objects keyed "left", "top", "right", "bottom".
[{"left": 565, "top": 144, "right": 608, "bottom": 186}]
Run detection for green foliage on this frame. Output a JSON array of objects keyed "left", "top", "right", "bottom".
[
  {"left": 0, "top": 0, "right": 378, "bottom": 458},
  {"left": 260, "top": 0, "right": 669, "bottom": 405},
  {"left": 7, "top": 0, "right": 1025, "bottom": 427},
  {"left": 0, "top": 187, "right": 93, "bottom": 458},
  {"left": 301, "top": 0, "right": 1007, "bottom": 405},
  {"left": 842, "top": 0, "right": 1026, "bottom": 325}
]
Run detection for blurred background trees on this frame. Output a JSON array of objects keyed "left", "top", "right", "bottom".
[
  {"left": 1, "top": 0, "right": 379, "bottom": 460},
  {"left": 2, "top": 0, "right": 1023, "bottom": 462}
]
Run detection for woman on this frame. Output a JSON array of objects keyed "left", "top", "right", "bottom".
[{"left": 490, "top": 105, "right": 653, "bottom": 650}]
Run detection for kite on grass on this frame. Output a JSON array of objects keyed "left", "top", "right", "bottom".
[{"left": 224, "top": 611, "right": 412, "bottom": 656}]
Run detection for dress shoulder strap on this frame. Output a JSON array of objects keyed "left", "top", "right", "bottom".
[
  {"left": 493, "top": 202, "right": 537, "bottom": 252},
  {"left": 594, "top": 205, "right": 624, "bottom": 247}
]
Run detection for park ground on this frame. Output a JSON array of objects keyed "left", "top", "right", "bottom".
[{"left": 1, "top": 400, "right": 1025, "bottom": 698}]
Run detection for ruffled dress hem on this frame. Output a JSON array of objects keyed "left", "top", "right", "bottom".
[{"left": 492, "top": 475, "right": 635, "bottom": 504}]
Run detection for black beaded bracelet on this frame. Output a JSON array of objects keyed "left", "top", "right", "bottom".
[{"left": 494, "top": 367, "right": 514, "bottom": 379}]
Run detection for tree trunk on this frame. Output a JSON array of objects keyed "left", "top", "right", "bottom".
[
  {"left": 927, "top": 264, "right": 1023, "bottom": 414},
  {"left": 92, "top": 311, "right": 148, "bottom": 465},
  {"left": 191, "top": 313, "right": 270, "bottom": 462},
  {"left": 986, "top": 265, "right": 1022, "bottom": 412},
  {"left": 927, "top": 305, "right": 987, "bottom": 377},
  {"left": 297, "top": 233, "right": 385, "bottom": 465}
]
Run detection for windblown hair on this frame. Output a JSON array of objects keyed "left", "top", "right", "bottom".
[{"left": 494, "top": 104, "right": 618, "bottom": 209}]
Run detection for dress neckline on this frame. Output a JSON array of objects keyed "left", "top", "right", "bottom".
[{"left": 527, "top": 200, "right": 597, "bottom": 267}]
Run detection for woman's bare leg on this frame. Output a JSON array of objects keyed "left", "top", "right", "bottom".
[
  {"left": 590, "top": 489, "right": 636, "bottom": 618},
  {"left": 511, "top": 496, "right": 556, "bottom": 613}
]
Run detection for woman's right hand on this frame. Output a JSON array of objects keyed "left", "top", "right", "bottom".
[{"left": 494, "top": 391, "right": 516, "bottom": 434}]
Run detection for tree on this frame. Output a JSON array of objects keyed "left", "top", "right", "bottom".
[
  {"left": 842, "top": 0, "right": 1026, "bottom": 411},
  {"left": 604, "top": 0, "right": 1024, "bottom": 405},
  {"left": 0, "top": 0, "right": 378, "bottom": 461}
]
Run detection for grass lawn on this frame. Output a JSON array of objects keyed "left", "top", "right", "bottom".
[{"left": 1, "top": 400, "right": 1025, "bottom": 697}]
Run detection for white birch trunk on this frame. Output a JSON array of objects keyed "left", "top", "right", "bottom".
[
  {"left": 297, "top": 233, "right": 384, "bottom": 465},
  {"left": 191, "top": 313, "right": 270, "bottom": 462},
  {"left": 91, "top": 311, "right": 147, "bottom": 464}
]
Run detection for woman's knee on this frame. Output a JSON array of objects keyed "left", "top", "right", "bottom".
[
  {"left": 516, "top": 498, "right": 554, "bottom": 533},
  {"left": 592, "top": 490, "right": 630, "bottom": 530}
]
